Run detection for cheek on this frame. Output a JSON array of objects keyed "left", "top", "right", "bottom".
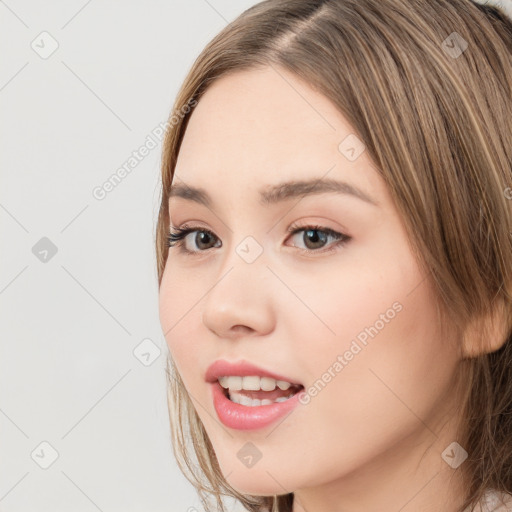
[
  {"left": 282, "top": 245, "right": 456, "bottom": 478},
  {"left": 158, "top": 262, "right": 204, "bottom": 385},
  {"left": 321, "top": 247, "right": 447, "bottom": 402},
  {"left": 274, "top": 238, "right": 418, "bottom": 375}
]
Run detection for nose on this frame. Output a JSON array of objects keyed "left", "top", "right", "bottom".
[{"left": 201, "top": 250, "right": 276, "bottom": 340}]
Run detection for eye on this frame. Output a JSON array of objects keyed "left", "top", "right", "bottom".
[
  {"left": 167, "top": 222, "right": 351, "bottom": 256},
  {"left": 167, "top": 225, "right": 221, "bottom": 254},
  {"left": 285, "top": 222, "right": 351, "bottom": 255}
]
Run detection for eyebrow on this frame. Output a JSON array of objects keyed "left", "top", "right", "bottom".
[{"left": 168, "top": 178, "right": 378, "bottom": 208}]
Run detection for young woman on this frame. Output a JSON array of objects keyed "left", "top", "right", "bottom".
[{"left": 156, "top": 1, "right": 512, "bottom": 510}]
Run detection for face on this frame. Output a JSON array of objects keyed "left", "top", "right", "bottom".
[{"left": 158, "top": 66, "right": 462, "bottom": 503}]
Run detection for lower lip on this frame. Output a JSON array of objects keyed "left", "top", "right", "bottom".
[{"left": 210, "top": 381, "right": 304, "bottom": 431}]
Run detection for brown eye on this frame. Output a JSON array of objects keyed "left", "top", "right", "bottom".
[
  {"left": 167, "top": 223, "right": 351, "bottom": 256},
  {"left": 192, "top": 231, "right": 218, "bottom": 250},
  {"left": 301, "top": 229, "right": 329, "bottom": 250},
  {"left": 286, "top": 224, "right": 351, "bottom": 255},
  {"left": 167, "top": 226, "right": 221, "bottom": 254}
]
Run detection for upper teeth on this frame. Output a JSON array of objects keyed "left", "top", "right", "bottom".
[{"left": 218, "top": 375, "right": 294, "bottom": 391}]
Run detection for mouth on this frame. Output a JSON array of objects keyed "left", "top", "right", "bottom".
[
  {"left": 205, "top": 359, "right": 305, "bottom": 422},
  {"left": 210, "top": 380, "right": 305, "bottom": 430}
]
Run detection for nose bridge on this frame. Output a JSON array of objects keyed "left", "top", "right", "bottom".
[
  {"left": 201, "top": 230, "right": 275, "bottom": 336},
  {"left": 217, "top": 212, "right": 269, "bottom": 274}
]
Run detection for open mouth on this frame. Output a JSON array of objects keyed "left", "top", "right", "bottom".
[
  {"left": 221, "top": 383, "right": 305, "bottom": 406},
  {"left": 210, "top": 377, "right": 305, "bottom": 430}
]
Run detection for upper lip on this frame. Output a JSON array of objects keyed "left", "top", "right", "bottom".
[{"left": 205, "top": 359, "right": 303, "bottom": 386}]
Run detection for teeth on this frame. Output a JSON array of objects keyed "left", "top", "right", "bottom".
[
  {"left": 242, "top": 376, "right": 261, "bottom": 390},
  {"left": 260, "top": 377, "right": 276, "bottom": 391},
  {"left": 228, "top": 391, "right": 293, "bottom": 406},
  {"left": 218, "top": 376, "right": 242, "bottom": 390},
  {"left": 218, "top": 375, "right": 295, "bottom": 391}
]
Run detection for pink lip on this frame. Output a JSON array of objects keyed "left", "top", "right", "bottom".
[
  {"left": 210, "top": 381, "right": 305, "bottom": 430},
  {"left": 205, "top": 359, "right": 302, "bottom": 385}
]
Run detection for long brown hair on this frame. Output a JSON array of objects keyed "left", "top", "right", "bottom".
[{"left": 155, "top": 1, "right": 512, "bottom": 510}]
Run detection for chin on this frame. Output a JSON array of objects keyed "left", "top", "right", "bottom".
[{"left": 224, "top": 472, "right": 292, "bottom": 496}]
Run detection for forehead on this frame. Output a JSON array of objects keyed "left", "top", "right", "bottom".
[
  {"left": 177, "top": 67, "right": 346, "bottom": 168},
  {"left": 173, "top": 66, "right": 383, "bottom": 208}
]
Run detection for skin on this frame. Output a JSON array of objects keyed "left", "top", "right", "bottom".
[{"left": 159, "top": 65, "right": 469, "bottom": 512}]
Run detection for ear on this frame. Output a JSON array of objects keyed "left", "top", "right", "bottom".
[{"left": 461, "top": 298, "right": 510, "bottom": 358}]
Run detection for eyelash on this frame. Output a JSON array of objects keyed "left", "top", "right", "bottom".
[{"left": 166, "top": 222, "right": 351, "bottom": 257}]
